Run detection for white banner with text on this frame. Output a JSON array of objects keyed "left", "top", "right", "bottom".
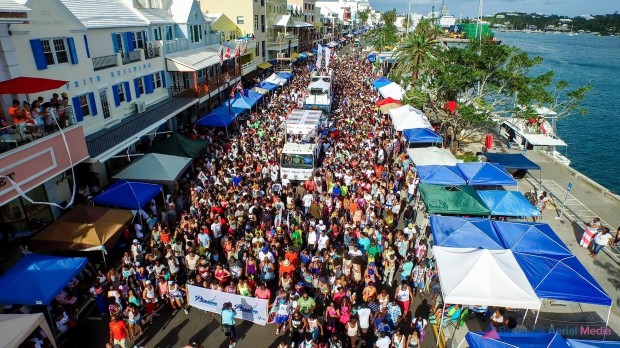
[{"left": 187, "top": 285, "right": 269, "bottom": 326}]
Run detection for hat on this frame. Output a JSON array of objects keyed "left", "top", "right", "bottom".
[
  {"left": 261, "top": 247, "right": 268, "bottom": 253},
  {"left": 283, "top": 259, "right": 291, "bottom": 266},
  {"left": 408, "top": 223, "right": 414, "bottom": 228},
  {"left": 319, "top": 220, "right": 324, "bottom": 224},
  {"left": 145, "top": 280, "right": 152, "bottom": 284},
  {"left": 168, "top": 280, "right": 174, "bottom": 285},
  {"left": 133, "top": 239, "right": 138, "bottom": 243}
]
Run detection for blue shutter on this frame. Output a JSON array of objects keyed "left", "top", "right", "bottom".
[
  {"left": 125, "top": 32, "right": 134, "bottom": 52},
  {"left": 29, "top": 39, "right": 48, "bottom": 70},
  {"left": 133, "top": 78, "right": 141, "bottom": 98},
  {"left": 112, "top": 84, "right": 121, "bottom": 106},
  {"left": 124, "top": 81, "right": 132, "bottom": 102},
  {"left": 83, "top": 35, "right": 90, "bottom": 58},
  {"left": 88, "top": 92, "right": 97, "bottom": 116},
  {"left": 111, "top": 33, "right": 119, "bottom": 53},
  {"left": 66, "top": 37, "right": 78, "bottom": 64},
  {"left": 161, "top": 71, "right": 167, "bottom": 88},
  {"left": 144, "top": 75, "right": 154, "bottom": 94},
  {"left": 72, "top": 96, "right": 83, "bottom": 122}
]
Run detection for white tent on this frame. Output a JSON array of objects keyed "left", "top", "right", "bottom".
[
  {"left": 433, "top": 246, "right": 541, "bottom": 309},
  {"left": 388, "top": 105, "right": 431, "bottom": 131},
  {"left": 113, "top": 153, "right": 193, "bottom": 185},
  {"left": 407, "top": 147, "right": 458, "bottom": 166},
  {"left": 265, "top": 73, "right": 287, "bottom": 86},
  {"left": 0, "top": 313, "right": 57, "bottom": 348},
  {"left": 378, "top": 82, "right": 405, "bottom": 100}
]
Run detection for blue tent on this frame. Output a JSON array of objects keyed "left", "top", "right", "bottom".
[
  {"left": 417, "top": 165, "right": 467, "bottom": 185},
  {"left": 0, "top": 254, "right": 88, "bottom": 305},
  {"left": 246, "top": 89, "right": 264, "bottom": 103},
  {"left": 368, "top": 53, "right": 378, "bottom": 63},
  {"left": 457, "top": 162, "right": 518, "bottom": 186},
  {"left": 299, "top": 53, "right": 308, "bottom": 59},
  {"left": 231, "top": 93, "right": 254, "bottom": 110},
  {"left": 430, "top": 215, "right": 504, "bottom": 249},
  {"left": 478, "top": 191, "right": 541, "bottom": 217},
  {"left": 485, "top": 153, "right": 541, "bottom": 170},
  {"left": 492, "top": 221, "right": 571, "bottom": 256},
  {"left": 567, "top": 339, "right": 620, "bottom": 348},
  {"left": 92, "top": 180, "right": 162, "bottom": 210},
  {"left": 196, "top": 102, "right": 241, "bottom": 127},
  {"left": 514, "top": 253, "right": 611, "bottom": 306},
  {"left": 277, "top": 71, "right": 293, "bottom": 80},
  {"left": 465, "top": 332, "right": 567, "bottom": 348},
  {"left": 257, "top": 81, "right": 278, "bottom": 91},
  {"left": 402, "top": 128, "right": 443, "bottom": 144},
  {"left": 310, "top": 48, "right": 318, "bottom": 54},
  {"left": 372, "top": 77, "right": 392, "bottom": 89}
]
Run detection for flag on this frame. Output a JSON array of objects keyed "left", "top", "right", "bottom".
[
  {"left": 224, "top": 46, "right": 231, "bottom": 59},
  {"left": 218, "top": 45, "right": 223, "bottom": 65},
  {"left": 316, "top": 44, "right": 323, "bottom": 70},
  {"left": 235, "top": 44, "right": 241, "bottom": 58},
  {"left": 324, "top": 47, "right": 331, "bottom": 68},
  {"left": 242, "top": 42, "right": 248, "bottom": 54},
  {"left": 235, "top": 81, "right": 243, "bottom": 91},
  {"left": 230, "top": 86, "right": 235, "bottom": 99}
]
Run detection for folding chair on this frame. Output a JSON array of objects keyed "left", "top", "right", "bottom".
[{"left": 443, "top": 308, "right": 469, "bottom": 335}]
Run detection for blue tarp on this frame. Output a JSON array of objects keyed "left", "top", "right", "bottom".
[
  {"left": 93, "top": 180, "right": 162, "bottom": 210},
  {"left": 299, "top": 53, "right": 308, "bottom": 59},
  {"left": 514, "top": 253, "right": 612, "bottom": 306},
  {"left": 417, "top": 165, "right": 467, "bottom": 186},
  {"left": 493, "top": 221, "right": 572, "bottom": 256},
  {"left": 457, "top": 162, "right": 518, "bottom": 186},
  {"left": 567, "top": 339, "right": 620, "bottom": 347},
  {"left": 231, "top": 93, "right": 255, "bottom": 110},
  {"left": 257, "top": 81, "right": 278, "bottom": 91},
  {"left": 0, "top": 254, "right": 88, "bottom": 305},
  {"left": 430, "top": 215, "right": 505, "bottom": 249},
  {"left": 402, "top": 128, "right": 443, "bottom": 144},
  {"left": 372, "top": 77, "right": 392, "bottom": 89},
  {"left": 478, "top": 191, "right": 541, "bottom": 217},
  {"left": 465, "top": 332, "right": 567, "bottom": 348},
  {"left": 277, "top": 71, "right": 293, "bottom": 80},
  {"left": 485, "top": 153, "right": 541, "bottom": 170},
  {"left": 195, "top": 102, "right": 241, "bottom": 127}
]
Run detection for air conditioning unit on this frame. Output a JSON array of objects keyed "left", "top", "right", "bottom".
[{"left": 135, "top": 102, "right": 146, "bottom": 114}]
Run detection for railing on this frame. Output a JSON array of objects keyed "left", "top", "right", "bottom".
[
  {"left": 165, "top": 38, "right": 190, "bottom": 52},
  {"left": 241, "top": 60, "right": 257, "bottom": 75},
  {"left": 0, "top": 106, "right": 76, "bottom": 154},
  {"left": 121, "top": 50, "right": 142, "bottom": 65},
  {"left": 267, "top": 34, "right": 299, "bottom": 48},
  {"left": 171, "top": 69, "right": 241, "bottom": 99},
  {"left": 143, "top": 46, "right": 161, "bottom": 60},
  {"left": 92, "top": 54, "right": 118, "bottom": 71}
]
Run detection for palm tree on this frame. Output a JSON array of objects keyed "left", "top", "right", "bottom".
[{"left": 393, "top": 30, "right": 440, "bottom": 88}]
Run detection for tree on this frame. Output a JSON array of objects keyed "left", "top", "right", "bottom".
[
  {"left": 358, "top": 8, "right": 371, "bottom": 24},
  {"left": 365, "top": 22, "right": 399, "bottom": 51},
  {"left": 382, "top": 9, "right": 397, "bottom": 24},
  {"left": 392, "top": 20, "right": 441, "bottom": 87}
]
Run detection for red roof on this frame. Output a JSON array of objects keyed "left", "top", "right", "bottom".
[
  {"left": 0, "top": 77, "right": 68, "bottom": 95},
  {"left": 377, "top": 97, "right": 401, "bottom": 106}
]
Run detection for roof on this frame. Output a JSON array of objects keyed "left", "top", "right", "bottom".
[
  {"left": 149, "top": 133, "right": 207, "bottom": 158},
  {"left": 484, "top": 153, "right": 541, "bottom": 170},
  {"left": 58, "top": 0, "right": 148, "bottom": 29},
  {"left": 478, "top": 190, "right": 541, "bottom": 217},
  {"left": 407, "top": 147, "right": 458, "bottom": 166},
  {"left": 273, "top": 14, "right": 291, "bottom": 26},
  {"left": 0, "top": 0, "right": 30, "bottom": 12},
  {"left": 522, "top": 133, "right": 567, "bottom": 146},
  {"left": 93, "top": 180, "right": 163, "bottom": 210},
  {"left": 430, "top": 215, "right": 505, "bottom": 250},
  {"left": 418, "top": 184, "right": 490, "bottom": 215},
  {"left": 0, "top": 314, "right": 56, "bottom": 348},
  {"left": 137, "top": 8, "right": 175, "bottom": 24},
  {"left": 113, "top": 153, "right": 193, "bottom": 185},
  {"left": 166, "top": 46, "right": 220, "bottom": 72},
  {"left": 283, "top": 143, "right": 315, "bottom": 153},
  {"left": 204, "top": 13, "right": 223, "bottom": 22},
  {"left": 457, "top": 162, "right": 518, "bottom": 186},
  {"left": 170, "top": 0, "right": 204, "bottom": 23},
  {"left": 291, "top": 20, "right": 313, "bottom": 28}
]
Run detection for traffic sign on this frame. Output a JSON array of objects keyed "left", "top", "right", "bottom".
[{"left": 567, "top": 183, "right": 573, "bottom": 191}]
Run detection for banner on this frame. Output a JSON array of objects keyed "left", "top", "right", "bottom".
[
  {"left": 324, "top": 47, "right": 331, "bottom": 69},
  {"left": 316, "top": 44, "right": 323, "bottom": 70},
  {"left": 187, "top": 285, "right": 269, "bottom": 325},
  {"left": 197, "top": 171, "right": 208, "bottom": 186}
]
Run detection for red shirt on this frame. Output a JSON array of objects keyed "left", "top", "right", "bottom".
[{"left": 109, "top": 320, "right": 128, "bottom": 340}]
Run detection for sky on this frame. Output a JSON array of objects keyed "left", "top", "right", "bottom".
[{"left": 367, "top": 0, "right": 619, "bottom": 18}]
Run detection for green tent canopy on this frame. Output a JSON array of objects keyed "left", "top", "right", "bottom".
[
  {"left": 149, "top": 133, "right": 206, "bottom": 158},
  {"left": 418, "top": 183, "right": 490, "bottom": 216}
]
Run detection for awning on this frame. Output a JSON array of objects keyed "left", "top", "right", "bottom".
[
  {"left": 484, "top": 153, "right": 541, "bottom": 170},
  {"left": 251, "top": 87, "right": 269, "bottom": 95},
  {"left": 478, "top": 191, "right": 541, "bottom": 217},
  {"left": 273, "top": 14, "right": 291, "bottom": 27},
  {"left": 0, "top": 314, "right": 57, "bottom": 348},
  {"left": 258, "top": 62, "right": 272, "bottom": 69},
  {"left": 408, "top": 147, "right": 458, "bottom": 166},
  {"left": 465, "top": 332, "right": 567, "bottom": 348},
  {"left": 522, "top": 133, "right": 567, "bottom": 146},
  {"left": 148, "top": 133, "right": 206, "bottom": 158},
  {"left": 113, "top": 153, "right": 193, "bottom": 185},
  {"left": 166, "top": 46, "right": 220, "bottom": 72},
  {"left": 93, "top": 180, "right": 163, "bottom": 210},
  {"left": 290, "top": 20, "right": 313, "bottom": 28},
  {"left": 0, "top": 77, "right": 68, "bottom": 94}
]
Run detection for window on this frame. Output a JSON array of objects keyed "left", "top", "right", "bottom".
[
  {"left": 261, "top": 15, "right": 265, "bottom": 32},
  {"left": 41, "top": 38, "right": 69, "bottom": 65},
  {"left": 137, "top": 78, "right": 144, "bottom": 95},
  {"left": 153, "top": 72, "right": 162, "bottom": 88},
  {"left": 255, "top": 44, "right": 259, "bottom": 58},
  {"left": 133, "top": 31, "right": 145, "bottom": 49},
  {"left": 153, "top": 27, "right": 162, "bottom": 40},
  {"left": 165, "top": 26, "right": 173, "bottom": 41},
  {"left": 254, "top": 15, "right": 258, "bottom": 30},
  {"left": 114, "top": 33, "right": 124, "bottom": 54},
  {"left": 100, "top": 89, "right": 110, "bottom": 119},
  {"left": 237, "top": 16, "right": 244, "bottom": 25},
  {"left": 197, "top": 68, "right": 205, "bottom": 79},
  {"left": 117, "top": 83, "right": 125, "bottom": 103},
  {"left": 189, "top": 24, "right": 203, "bottom": 43},
  {"left": 78, "top": 94, "right": 91, "bottom": 117}
]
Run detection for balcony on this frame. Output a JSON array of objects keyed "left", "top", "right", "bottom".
[
  {"left": 92, "top": 54, "right": 118, "bottom": 71},
  {"left": 0, "top": 114, "right": 89, "bottom": 205},
  {"left": 235, "top": 37, "right": 256, "bottom": 51},
  {"left": 165, "top": 38, "right": 189, "bottom": 53},
  {"left": 143, "top": 46, "right": 161, "bottom": 60},
  {"left": 205, "top": 33, "right": 221, "bottom": 46},
  {"left": 171, "top": 69, "right": 241, "bottom": 99},
  {"left": 241, "top": 60, "right": 257, "bottom": 76},
  {"left": 121, "top": 50, "right": 142, "bottom": 65},
  {"left": 267, "top": 34, "right": 299, "bottom": 50}
]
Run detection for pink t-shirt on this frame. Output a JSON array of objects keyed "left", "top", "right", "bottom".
[{"left": 255, "top": 287, "right": 271, "bottom": 299}]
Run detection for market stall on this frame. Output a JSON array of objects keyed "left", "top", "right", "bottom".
[
  {"left": 477, "top": 191, "right": 540, "bottom": 217},
  {"left": 149, "top": 133, "right": 206, "bottom": 158},
  {"left": 0, "top": 313, "right": 57, "bottom": 348},
  {"left": 418, "top": 184, "right": 490, "bottom": 216},
  {"left": 112, "top": 153, "right": 192, "bottom": 185}
]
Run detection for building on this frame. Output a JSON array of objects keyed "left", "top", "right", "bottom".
[
  {"left": 287, "top": 0, "right": 316, "bottom": 52},
  {"left": 264, "top": 0, "right": 298, "bottom": 59}
]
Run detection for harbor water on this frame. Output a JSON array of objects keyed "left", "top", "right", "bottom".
[{"left": 495, "top": 31, "right": 620, "bottom": 194}]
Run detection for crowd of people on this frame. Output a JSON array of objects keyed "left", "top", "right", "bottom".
[{"left": 99, "top": 47, "right": 444, "bottom": 348}]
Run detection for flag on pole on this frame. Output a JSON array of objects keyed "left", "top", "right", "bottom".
[
  {"left": 218, "top": 45, "right": 223, "bottom": 65},
  {"left": 316, "top": 44, "right": 323, "bottom": 70},
  {"left": 230, "top": 86, "right": 235, "bottom": 99},
  {"left": 224, "top": 46, "right": 231, "bottom": 59},
  {"left": 242, "top": 41, "right": 248, "bottom": 54},
  {"left": 235, "top": 81, "right": 243, "bottom": 91},
  {"left": 235, "top": 44, "right": 241, "bottom": 58},
  {"left": 324, "top": 47, "right": 331, "bottom": 68}
]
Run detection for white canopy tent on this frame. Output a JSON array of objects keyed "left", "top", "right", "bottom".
[
  {"left": 378, "top": 82, "right": 405, "bottom": 100},
  {"left": 407, "top": 147, "right": 458, "bottom": 166},
  {"left": 388, "top": 105, "right": 432, "bottom": 131},
  {"left": 113, "top": 153, "right": 193, "bottom": 185},
  {"left": 522, "top": 134, "right": 567, "bottom": 146},
  {"left": 265, "top": 73, "right": 287, "bottom": 86},
  {"left": 0, "top": 313, "right": 57, "bottom": 348}
]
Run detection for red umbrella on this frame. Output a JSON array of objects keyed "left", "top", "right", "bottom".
[
  {"left": 377, "top": 97, "right": 401, "bottom": 106},
  {"left": 0, "top": 77, "right": 68, "bottom": 95}
]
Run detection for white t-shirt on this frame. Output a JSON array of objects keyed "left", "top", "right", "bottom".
[
  {"left": 594, "top": 232, "right": 612, "bottom": 246},
  {"left": 318, "top": 235, "right": 329, "bottom": 251},
  {"left": 307, "top": 231, "right": 317, "bottom": 245},
  {"left": 357, "top": 307, "right": 371, "bottom": 329},
  {"left": 375, "top": 336, "right": 391, "bottom": 348},
  {"left": 303, "top": 194, "right": 313, "bottom": 207},
  {"left": 408, "top": 183, "right": 416, "bottom": 195}
]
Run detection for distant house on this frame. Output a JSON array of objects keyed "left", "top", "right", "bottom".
[{"left": 495, "top": 14, "right": 505, "bottom": 19}]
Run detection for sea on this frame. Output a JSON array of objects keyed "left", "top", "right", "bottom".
[{"left": 494, "top": 31, "right": 620, "bottom": 194}]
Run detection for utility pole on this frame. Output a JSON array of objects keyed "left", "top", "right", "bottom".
[{"left": 406, "top": 0, "right": 411, "bottom": 35}]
